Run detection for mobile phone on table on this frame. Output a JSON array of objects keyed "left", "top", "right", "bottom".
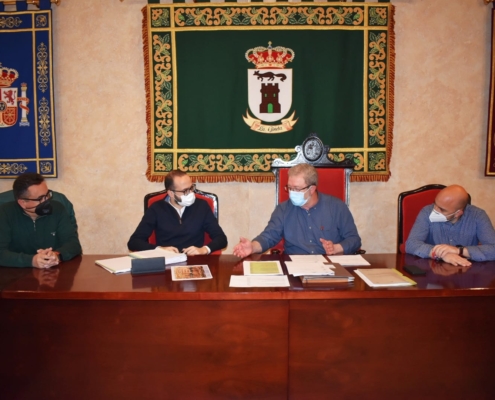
[{"left": 403, "top": 264, "right": 426, "bottom": 276}]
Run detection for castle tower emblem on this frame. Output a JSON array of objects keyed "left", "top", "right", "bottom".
[{"left": 243, "top": 42, "right": 298, "bottom": 134}]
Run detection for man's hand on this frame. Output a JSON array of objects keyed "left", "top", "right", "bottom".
[
  {"left": 431, "top": 244, "right": 459, "bottom": 259},
  {"left": 182, "top": 246, "right": 208, "bottom": 256},
  {"left": 32, "top": 248, "right": 60, "bottom": 269},
  {"left": 233, "top": 237, "right": 254, "bottom": 258},
  {"left": 159, "top": 246, "right": 179, "bottom": 253},
  {"left": 320, "top": 239, "right": 343, "bottom": 255},
  {"left": 440, "top": 253, "right": 472, "bottom": 267}
]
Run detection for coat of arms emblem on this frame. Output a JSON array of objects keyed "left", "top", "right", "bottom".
[
  {"left": 243, "top": 42, "right": 298, "bottom": 134},
  {"left": 0, "top": 64, "right": 30, "bottom": 128}
]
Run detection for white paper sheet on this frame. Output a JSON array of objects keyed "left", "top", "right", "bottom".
[
  {"left": 288, "top": 255, "right": 328, "bottom": 263},
  {"left": 285, "top": 262, "right": 335, "bottom": 276},
  {"left": 328, "top": 255, "right": 370, "bottom": 266},
  {"left": 229, "top": 275, "right": 290, "bottom": 287}
]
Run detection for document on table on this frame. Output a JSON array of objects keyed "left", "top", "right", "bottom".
[
  {"left": 355, "top": 268, "right": 416, "bottom": 287},
  {"left": 285, "top": 262, "right": 335, "bottom": 277},
  {"left": 229, "top": 275, "right": 290, "bottom": 288},
  {"left": 328, "top": 255, "right": 370, "bottom": 266},
  {"left": 95, "top": 256, "right": 133, "bottom": 274},
  {"left": 288, "top": 255, "right": 328, "bottom": 263},
  {"left": 129, "top": 248, "right": 187, "bottom": 264},
  {"left": 243, "top": 260, "right": 283, "bottom": 275}
]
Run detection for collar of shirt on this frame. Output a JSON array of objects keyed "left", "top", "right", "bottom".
[{"left": 166, "top": 197, "right": 186, "bottom": 217}]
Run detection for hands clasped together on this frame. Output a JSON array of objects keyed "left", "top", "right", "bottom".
[
  {"left": 159, "top": 245, "right": 209, "bottom": 256},
  {"left": 431, "top": 244, "right": 471, "bottom": 267},
  {"left": 32, "top": 248, "right": 60, "bottom": 269}
]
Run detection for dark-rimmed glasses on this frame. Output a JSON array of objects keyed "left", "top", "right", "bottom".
[
  {"left": 171, "top": 184, "right": 196, "bottom": 196},
  {"left": 284, "top": 185, "right": 312, "bottom": 193},
  {"left": 20, "top": 190, "right": 53, "bottom": 203}
]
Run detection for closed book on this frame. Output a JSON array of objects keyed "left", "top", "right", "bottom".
[
  {"left": 300, "top": 276, "right": 353, "bottom": 284},
  {"left": 299, "top": 263, "right": 354, "bottom": 283}
]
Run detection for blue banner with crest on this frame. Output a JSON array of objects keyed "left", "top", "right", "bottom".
[{"left": 0, "top": 6, "right": 57, "bottom": 178}]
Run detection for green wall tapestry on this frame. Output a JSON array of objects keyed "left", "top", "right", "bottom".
[{"left": 142, "top": 2, "right": 395, "bottom": 182}]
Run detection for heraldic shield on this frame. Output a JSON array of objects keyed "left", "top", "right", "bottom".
[
  {"left": 247, "top": 68, "right": 292, "bottom": 123},
  {"left": 0, "top": 87, "right": 18, "bottom": 128}
]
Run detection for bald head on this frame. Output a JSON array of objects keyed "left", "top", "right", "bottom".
[{"left": 435, "top": 185, "right": 470, "bottom": 212}]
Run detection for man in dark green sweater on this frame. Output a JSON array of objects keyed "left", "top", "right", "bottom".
[{"left": 0, "top": 173, "right": 82, "bottom": 268}]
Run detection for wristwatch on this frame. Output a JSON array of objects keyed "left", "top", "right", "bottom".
[{"left": 456, "top": 245, "right": 464, "bottom": 257}]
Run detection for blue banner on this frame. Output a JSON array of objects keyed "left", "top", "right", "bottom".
[{"left": 0, "top": 9, "right": 57, "bottom": 178}]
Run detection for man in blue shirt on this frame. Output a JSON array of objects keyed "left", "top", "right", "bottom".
[
  {"left": 406, "top": 185, "right": 495, "bottom": 266},
  {"left": 233, "top": 163, "right": 361, "bottom": 257}
]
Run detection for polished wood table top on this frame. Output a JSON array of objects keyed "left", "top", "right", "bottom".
[{"left": 2, "top": 253, "right": 495, "bottom": 300}]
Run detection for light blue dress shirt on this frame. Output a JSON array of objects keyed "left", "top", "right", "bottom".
[
  {"left": 406, "top": 204, "right": 495, "bottom": 261},
  {"left": 253, "top": 193, "right": 361, "bottom": 255}
]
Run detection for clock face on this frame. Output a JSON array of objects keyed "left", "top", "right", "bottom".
[{"left": 303, "top": 139, "right": 322, "bottom": 161}]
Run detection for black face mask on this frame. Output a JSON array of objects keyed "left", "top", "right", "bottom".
[{"left": 35, "top": 199, "right": 53, "bottom": 216}]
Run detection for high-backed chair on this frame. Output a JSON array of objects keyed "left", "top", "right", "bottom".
[
  {"left": 397, "top": 184, "right": 446, "bottom": 254},
  {"left": 143, "top": 188, "right": 221, "bottom": 254},
  {"left": 270, "top": 133, "right": 355, "bottom": 254}
]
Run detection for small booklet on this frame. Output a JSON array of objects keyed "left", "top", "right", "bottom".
[
  {"left": 171, "top": 265, "right": 212, "bottom": 281},
  {"left": 243, "top": 260, "right": 283, "bottom": 276},
  {"left": 96, "top": 256, "right": 133, "bottom": 274},
  {"left": 129, "top": 248, "right": 187, "bottom": 264},
  {"left": 355, "top": 268, "right": 416, "bottom": 287}
]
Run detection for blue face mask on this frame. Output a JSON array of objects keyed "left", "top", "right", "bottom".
[{"left": 289, "top": 189, "right": 310, "bottom": 207}]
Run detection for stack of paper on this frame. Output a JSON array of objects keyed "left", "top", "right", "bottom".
[
  {"left": 230, "top": 260, "right": 290, "bottom": 287},
  {"left": 355, "top": 268, "right": 416, "bottom": 287},
  {"left": 95, "top": 256, "right": 133, "bottom": 274},
  {"left": 129, "top": 248, "right": 187, "bottom": 264},
  {"left": 285, "top": 261, "right": 335, "bottom": 277},
  {"left": 328, "top": 255, "right": 370, "bottom": 266}
]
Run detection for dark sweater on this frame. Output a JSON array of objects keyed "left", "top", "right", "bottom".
[
  {"left": 127, "top": 198, "right": 227, "bottom": 252},
  {"left": 0, "top": 201, "right": 82, "bottom": 267}
]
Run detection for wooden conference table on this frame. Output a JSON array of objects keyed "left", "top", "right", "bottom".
[{"left": 1, "top": 253, "right": 495, "bottom": 399}]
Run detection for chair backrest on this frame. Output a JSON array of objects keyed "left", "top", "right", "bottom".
[
  {"left": 270, "top": 133, "right": 355, "bottom": 253},
  {"left": 143, "top": 189, "right": 219, "bottom": 252},
  {"left": 397, "top": 184, "right": 445, "bottom": 253}
]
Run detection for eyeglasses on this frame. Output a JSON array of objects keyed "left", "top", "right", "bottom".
[
  {"left": 20, "top": 190, "right": 53, "bottom": 203},
  {"left": 171, "top": 184, "right": 196, "bottom": 196},
  {"left": 284, "top": 185, "right": 312, "bottom": 193}
]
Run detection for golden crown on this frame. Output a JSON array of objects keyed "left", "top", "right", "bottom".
[
  {"left": 0, "top": 64, "right": 19, "bottom": 88},
  {"left": 245, "top": 42, "right": 295, "bottom": 69}
]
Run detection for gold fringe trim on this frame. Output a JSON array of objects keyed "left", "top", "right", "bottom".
[
  {"left": 351, "top": 173, "right": 390, "bottom": 183},
  {"left": 191, "top": 175, "right": 275, "bottom": 183},
  {"left": 384, "top": 4, "right": 396, "bottom": 183},
  {"left": 142, "top": 6, "right": 154, "bottom": 183}
]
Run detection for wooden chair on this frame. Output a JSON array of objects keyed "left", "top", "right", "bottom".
[
  {"left": 143, "top": 189, "right": 220, "bottom": 254},
  {"left": 397, "top": 184, "right": 445, "bottom": 254},
  {"left": 270, "top": 133, "right": 355, "bottom": 253}
]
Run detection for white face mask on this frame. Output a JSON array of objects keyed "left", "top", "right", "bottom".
[
  {"left": 177, "top": 192, "right": 196, "bottom": 207},
  {"left": 289, "top": 188, "right": 310, "bottom": 207},
  {"left": 429, "top": 208, "right": 457, "bottom": 223}
]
